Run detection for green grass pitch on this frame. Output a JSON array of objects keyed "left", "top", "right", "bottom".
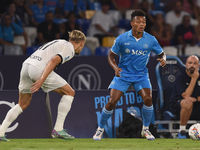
[{"left": 1, "top": 138, "right": 200, "bottom": 150}]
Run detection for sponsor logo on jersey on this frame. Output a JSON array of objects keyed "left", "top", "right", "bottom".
[
  {"left": 131, "top": 49, "right": 147, "bottom": 55},
  {"left": 125, "top": 48, "right": 131, "bottom": 54},
  {"left": 166, "top": 60, "right": 177, "bottom": 64},
  {"left": 30, "top": 55, "right": 42, "bottom": 61},
  {"left": 124, "top": 43, "right": 130, "bottom": 45},
  {"left": 65, "top": 56, "right": 70, "bottom": 61},
  {"left": 68, "top": 64, "right": 101, "bottom": 90}
]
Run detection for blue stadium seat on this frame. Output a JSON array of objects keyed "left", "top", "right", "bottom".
[
  {"left": 75, "top": 19, "right": 90, "bottom": 36},
  {"left": 155, "top": 56, "right": 185, "bottom": 120},
  {"left": 118, "top": 19, "right": 131, "bottom": 31},
  {"left": 27, "top": 46, "right": 40, "bottom": 55},
  {"left": 95, "top": 47, "right": 110, "bottom": 56},
  {"left": 80, "top": 46, "right": 92, "bottom": 56}
]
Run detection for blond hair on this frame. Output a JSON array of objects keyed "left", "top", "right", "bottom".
[{"left": 68, "top": 30, "right": 86, "bottom": 43}]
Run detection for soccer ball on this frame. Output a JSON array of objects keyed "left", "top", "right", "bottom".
[{"left": 188, "top": 123, "right": 200, "bottom": 140}]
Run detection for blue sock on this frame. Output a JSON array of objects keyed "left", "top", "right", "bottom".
[
  {"left": 99, "top": 107, "right": 113, "bottom": 128},
  {"left": 142, "top": 104, "right": 153, "bottom": 127}
]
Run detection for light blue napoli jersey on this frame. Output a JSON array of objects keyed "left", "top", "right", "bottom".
[{"left": 111, "top": 30, "right": 163, "bottom": 77}]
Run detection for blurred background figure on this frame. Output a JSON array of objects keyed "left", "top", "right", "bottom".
[
  {"left": 13, "top": 0, "right": 33, "bottom": 27},
  {"left": 174, "top": 15, "right": 196, "bottom": 55},
  {"left": 111, "top": 0, "right": 137, "bottom": 17},
  {"left": 87, "top": 1, "right": 118, "bottom": 45},
  {"left": 64, "top": 0, "right": 86, "bottom": 19},
  {"left": 7, "top": 3, "right": 24, "bottom": 28},
  {"left": 150, "top": 13, "right": 172, "bottom": 47},
  {"left": 165, "top": 0, "right": 197, "bottom": 33},
  {"left": 0, "top": 13, "right": 28, "bottom": 54},
  {"left": 139, "top": 0, "right": 154, "bottom": 33},
  {"left": 44, "top": 0, "right": 63, "bottom": 18},
  {"left": 60, "top": 12, "right": 82, "bottom": 41},
  {"left": 37, "top": 11, "right": 60, "bottom": 45},
  {"left": 30, "top": 0, "right": 49, "bottom": 27}
]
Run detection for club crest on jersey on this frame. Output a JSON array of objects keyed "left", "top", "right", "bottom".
[
  {"left": 125, "top": 48, "right": 131, "bottom": 54},
  {"left": 143, "top": 44, "right": 149, "bottom": 49}
]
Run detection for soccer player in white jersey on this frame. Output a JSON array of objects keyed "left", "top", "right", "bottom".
[
  {"left": 0, "top": 30, "right": 86, "bottom": 141},
  {"left": 93, "top": 9, "right": 166, "bottom": 140}
]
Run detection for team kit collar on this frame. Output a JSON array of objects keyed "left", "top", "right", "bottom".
[{"left": 128, "top": 29, "right": 146, "bottom": 38}]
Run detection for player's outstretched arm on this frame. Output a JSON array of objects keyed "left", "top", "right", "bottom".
[
  {"left": 157, "top": 52, "right": 166, "bottom": 67},
  {"left": 31, "top": 55, "right": 62, "bottom": 93},
  {"left": 108, "top": 50, "right": 122, "bottom": 77}
]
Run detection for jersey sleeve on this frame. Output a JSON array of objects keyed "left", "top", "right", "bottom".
[
  {"left": 151, "top": 36, "right": 163, "bottom": 55},
  {"left": 57, "top": 43, "right": 74, "bottom": 64},
  {"left": 111, "top": 36, "right": 121, "bottom": 55}
]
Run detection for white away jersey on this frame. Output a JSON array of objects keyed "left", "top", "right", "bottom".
[{"left": 24, "top": 39, "right": 75, "bottom": 70}]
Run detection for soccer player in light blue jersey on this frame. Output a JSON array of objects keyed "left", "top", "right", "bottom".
[{"left": 93, "top": 9, "right": 166, "bottom": 140}]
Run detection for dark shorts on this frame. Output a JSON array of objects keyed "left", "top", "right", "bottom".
[{"left": 172, "top": 100, "right": 200, "bottom": 120}]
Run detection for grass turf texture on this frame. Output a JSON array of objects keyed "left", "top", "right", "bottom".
[{"left": 1, "top": 138, "right": 200, "bottom": 150}]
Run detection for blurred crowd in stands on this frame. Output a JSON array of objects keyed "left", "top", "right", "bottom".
[{"left": 0, "top": 0, "right": 200, "bottom": 56}]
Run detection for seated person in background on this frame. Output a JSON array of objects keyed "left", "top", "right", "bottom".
[
  {"left": 37, "top": 11, "right": 60, "bottom": 45},
  {"left": 7, "top": 3, "right": 24, "bottom": 27},
  {"left": 170, "top": 55, "right": 200, "bottom": 139},
  {"left": 44, "top": 0, "right": 63, "bottom": 18},
  {"left": 0, "top": 13, "right": 28, "bottom": 54},
  {"left": 64, "top": 0, "right": 86, "bottom": 19},
  {"left": 30, "top": 0, "right": 49, "bottom": 27},
  {"left": 139, "top": 0, "right": 154, "bottom": 33},
  {"left": 60, "top": 12, "right": 82, "bottom": 41},
  {"left": 111, "top": 0, "right": 136, "bottom": 16},
  {"left": 150, "top": 13, "right": 172, "bottom": 47},
  {"left": 13, "top": 0, "right": 33, "bottom": 26},
  {"left": 174, "top": 15, "right": 196, "bottom": 55},
  {"left": 87, "top": 1, "right": 118, "bottom": 45}
]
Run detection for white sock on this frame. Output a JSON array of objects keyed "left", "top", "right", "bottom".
[
  {"left": 180, "top": 125, "right": 186, "bottom": 132},
  {"left": 54, "top": 95, "right": 74, "bottom": 131},
  {"left": 142, "top": 125, "right": 149, "bottom": 131},
  {"left": 0, "top": 104, "right": 23, "bottom": 137}
]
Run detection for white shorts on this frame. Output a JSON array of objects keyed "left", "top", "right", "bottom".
[{"left": 18, "top": 63, "right": 67, "bottom": 93}]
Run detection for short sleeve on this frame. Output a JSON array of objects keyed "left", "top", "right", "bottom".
[
  {"left": 57, "top": 42, "right": 75, "bottom": 64},
  {"left": 151, "top": 36, "right": 163, "bottom": 55},
  {"left": 0, "top": 26, "right": 2, "bottom": 39},
  {"left": 111, "top": 36, "right": 121, "bottom": 55},
  {"left": 12, "top": 23, "right": 23, "bottom": 35}
]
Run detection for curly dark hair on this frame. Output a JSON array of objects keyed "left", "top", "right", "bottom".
[{"left": 131, "top": 9, "right": 146, "bottom": 21}]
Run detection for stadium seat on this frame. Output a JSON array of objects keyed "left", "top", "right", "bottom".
[
  {"left": 185, "top": 46, "right": 200, "bottom": 56},
  {"left": 80, "top": 46, "right": 92, "bottom": 56},
  {"left": 3, "top": 45, "right": 23, "bottom": 55},
  {"left": 95, "top": 46, "right": 110, "bottom": 56},
  {"left": 102, "top": 37, "right": 116, "bottom": 47},
  {"left": 85, "top": 36, "right": 100, "bottom": 54},
  {"left": 85, "top": 10, "right": 96, "bottom": 19},
  {"left": 125, "top": 10, "right": 133, "bottom": 20},
  {"left": 108, "top": 10, "right": 123, "bottom": 26},
  {"left": 24, "top": 27, "right": 37, "bottom": 45},
  {"left": 118, "top": 19, "right": 131, "bottom": 31},
  {"left": 163, "top": 46, "right": 178, "bottom": 56},
  {"left": 14, "top": 35, "right": 31, "bottom": 47},
  {"left": 155, "top": 56, "right": 199, "bottom": 133},
  {"left": 27, "top": 46, "right": 40, "bottom": 55},
  {"left": 75, "top": 19, "right": 90, "bottom": 36}
]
